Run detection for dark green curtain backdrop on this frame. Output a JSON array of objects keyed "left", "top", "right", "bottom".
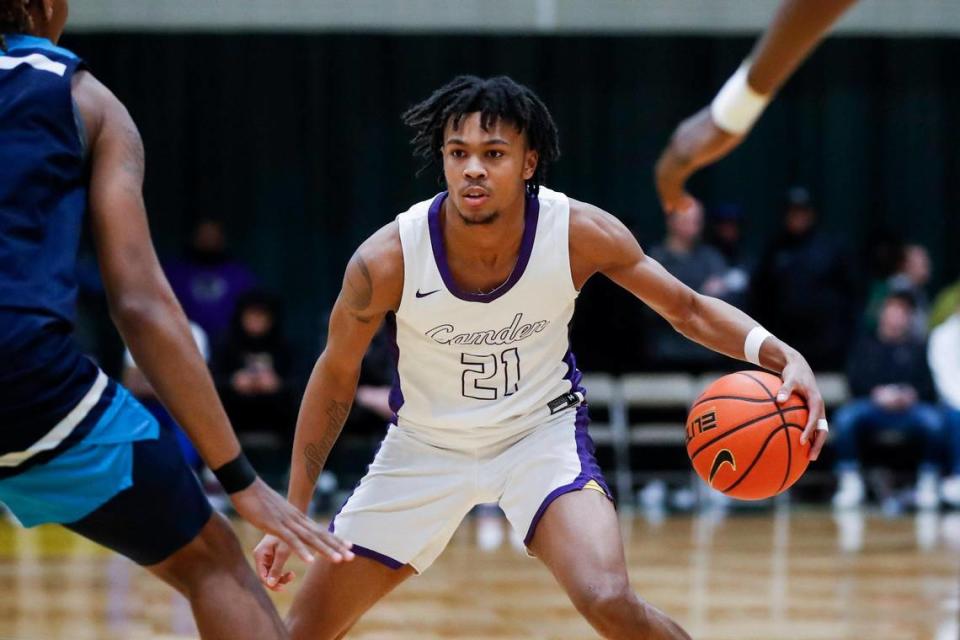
[{"left": 63, "top": 33, "right": 960, "bottom": 363}]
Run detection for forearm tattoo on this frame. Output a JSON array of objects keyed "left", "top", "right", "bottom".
[{"left": 303, "top": 400, "right": 351, "bottom": 485}]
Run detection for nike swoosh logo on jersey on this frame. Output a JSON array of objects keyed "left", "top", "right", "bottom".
[{"left": 416, "top": 288, "right": 441, "bottom": 298}]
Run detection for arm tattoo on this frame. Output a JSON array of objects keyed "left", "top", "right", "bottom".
[
  {"left": 343, "top": 252, "right": 374, "bottom": 320},
  {"left": 303, "top": 399, "right": 351, "bottom": 485}
]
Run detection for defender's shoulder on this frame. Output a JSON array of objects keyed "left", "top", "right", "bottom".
[
  {"left": 568, "top": 198, "right": 629, "bottom": 246},
  {"left": 342, "top": 221, "right": 403, "bottom": 316},
  {"left": 360, "top": 221, "right": 403, "bottom": 270}
]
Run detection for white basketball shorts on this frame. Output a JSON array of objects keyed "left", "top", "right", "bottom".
[{"left": 329, "top": 405, "right": 611, "bottom": 573}]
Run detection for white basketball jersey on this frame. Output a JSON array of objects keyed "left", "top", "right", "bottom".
[{"left": 387, "top": 187, "right": 583, "bottom": 449}]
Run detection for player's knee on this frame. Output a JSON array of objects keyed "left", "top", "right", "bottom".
[
  {"left": 152, "top": 514, "right": 248, "bottom": 595},
  {"left": 574, "top": 577, "right": 645, "bottom": 636}
]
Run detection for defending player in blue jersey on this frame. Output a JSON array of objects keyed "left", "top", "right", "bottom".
[{"left": 0, "top": 1, "right": 352, "bottom": 638}]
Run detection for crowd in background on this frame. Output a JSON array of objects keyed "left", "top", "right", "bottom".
[
  {"left": 75, "top": 187, "right": 960, "bottom": 510},
  {"left": 581, "top": 186, "right": 960, "bottom": 510}
]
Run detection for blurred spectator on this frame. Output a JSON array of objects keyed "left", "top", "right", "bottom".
[
  {"left": 705, "top": 203, "right": 752, "bottom": 309},
  {"left": 929, "top": 278, "right": 960, "bottom": 329},
  {"left": 645, "top": 198, "right": 727, "bottom": 370},
  {"left": 832, "top": 292, "right": 942, "bottom": 510},
  {"left": 751, "top": 187, "right": 858, "bottom": 370},
  {"left": 864, "top": 243, "right": 932, "bottom": 338},
  {"left": 165, "top": 218, "right": 258, "bottom": 343},
  {"left": 122, "top": 322, "right": 210, "bottom": 471},
  {"left": 928, "top": 302, "right": 960, "bottom": 507},
  {"left": 215, "top": 291, "right": 296, "bottom": 446}
]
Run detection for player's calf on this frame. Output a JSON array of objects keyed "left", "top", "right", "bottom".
[{"left": 150, "top": 514, "right": 288, "bottom": 640}]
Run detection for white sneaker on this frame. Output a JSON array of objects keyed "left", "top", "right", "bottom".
[
  {"left": 941, "top": 476, "right": 960, "bottom": 508},
  {"left": 832, "top": 470, "right": 865, "bottom": 509},
  {"left": 915, "top": 470, "right": 940, "bottom": 510}
]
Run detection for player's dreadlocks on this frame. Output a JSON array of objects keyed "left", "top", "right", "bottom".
[
  {"left": 402, "top": 75, "right": 561, "bottom": 196},
  {"left": 0, "top": 0, "right": 31, "bottom": 51}
]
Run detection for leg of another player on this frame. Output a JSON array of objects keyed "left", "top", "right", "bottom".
[
  {"left": 286, "top": 555, "right": 415, "bottom": 640},
  {"left": 529, "top": 490, "right": 691, "bottom": 640},
  {"left": 148, "top": 513, "right": 289, "bottom": 640}
]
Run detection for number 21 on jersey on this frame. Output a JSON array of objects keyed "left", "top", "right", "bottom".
[{"left": 461, "top": 348, "right": 521, "bottom": 400}]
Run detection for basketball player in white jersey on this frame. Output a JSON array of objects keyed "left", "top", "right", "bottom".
[
  {"left": 255, "top": 76, "right": 828, "bottom": 639},
  {"left": 656, "top": 0, "right": 859, "bottom": 214}
]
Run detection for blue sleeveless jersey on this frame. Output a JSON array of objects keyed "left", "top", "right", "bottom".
[{"left": 0, "top": 35, "right": 115, "bottom": 477}]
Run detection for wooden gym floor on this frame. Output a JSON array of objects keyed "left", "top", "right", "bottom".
[{"left": 0, "top": 508, "right": 956, "bottom": 640}]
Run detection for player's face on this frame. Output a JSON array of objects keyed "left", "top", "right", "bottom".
[
  {"left": 878, "top": 298, "right": 912, "bottom": 340},
  {"left": 441, "top": 113, "right": 538, "bottom": 226}
]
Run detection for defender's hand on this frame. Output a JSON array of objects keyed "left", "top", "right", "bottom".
[
  {"left": 655, "top": 107, "right": 743, "bottom": 215},
  {"left": 253, "top": 535, "right": 297, "bottom": 591},
  {"left": 230, "top": 478, "right": 354, "bottom": 565},
  {"left": 776, "top": 357, "right": 827, "bottom": 461}
]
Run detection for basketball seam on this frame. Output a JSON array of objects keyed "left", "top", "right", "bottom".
[
  {"left": 688, "top": 405, "right": 807, "bottom": 461},
  {"left": 719, "top": 423, "right": 805, "bottom": 495},
  {"left": 735, "top": 372, "right": 797, "bottom": 493},
  {"left": 690, "top": 395, "right": 783, "bottom": 409}
]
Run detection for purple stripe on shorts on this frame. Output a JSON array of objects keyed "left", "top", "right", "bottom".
[
  {"left": 523, "top": 405, "right": 612, "bottom": 547},
  {"left": 384, "top": 312, "right": 404, "bottom": 423},
  {"left": 428, "top": 191, "right": 540, "bottom": 303},
  {"left": 347, "top": 544, "right": 406, "bottom": 570}
]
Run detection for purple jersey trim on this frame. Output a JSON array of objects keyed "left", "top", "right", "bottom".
[
  {"left": 384, "top": 312, "right": 404, "bottom": 423},
  {"left": 523, "top": 404, "right": 612, "bottom": 547},
  {"left": 563, "top": 347, "right": 585, "bottom": 395},
  {"left": 427, "top": 191, "right": 540, "bottom": 303},
  {"left": 347, "top": 544, "right": 406, "bottom": 570}
]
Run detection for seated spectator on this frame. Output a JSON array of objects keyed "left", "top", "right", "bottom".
[
  {"left": 832, "top": 292, "right": 943, "bottom": 510},
  {"left": 705, "top": 202, "right": 752, "bottom": 310},
  {"left": 864, "top": 243, "right": 932, "bottom": 339},
  {"left": 752, "top": 187, "right": 858, "bottom": 370},
  {"left": 214, "top": 291, "right": 296, "bottom": 447},
  {"left": 645, "top": 197, "right": 728, "bottom": 370},
  {"left": 928, "top": 302, "right": 960, "bottom": 507},
  {"left": 165, "top": 218, "right": 258, "bottom": 343}
]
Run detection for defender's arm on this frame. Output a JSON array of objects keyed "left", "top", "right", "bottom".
[
  {"left": 655, "top": 0, "right": 858, "bottom": 214},
  {"left": 286, "top": 223, "right": 404, "bottom": 513},
  {"left": 79, "top": 71, "right": 351, "bottom": 563},
  {"left": 79, "top": 71, "right": 243, "bottom": 470}
]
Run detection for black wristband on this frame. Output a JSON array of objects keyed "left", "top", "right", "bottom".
[{"left": 213, "top": 452, "right": 257, "bottom": 494}]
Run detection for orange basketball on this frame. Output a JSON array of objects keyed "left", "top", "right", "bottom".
[{"left": 686, "top": 371, "right": 810, "bottom": 500}]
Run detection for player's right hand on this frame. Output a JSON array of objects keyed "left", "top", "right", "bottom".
[
  {"left": 655, "top": 106, "right": 743, "bottom": 215},
  {"left": 230, "top": 478, "right": 354, "bottom": 566}
]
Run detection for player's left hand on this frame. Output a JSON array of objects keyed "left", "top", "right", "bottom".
[
  {"left": 776, "top": 356, "right": 827, "bottom": 461},
  {"left": 654, "top": 106, "right": 743, "bottom": 215}
]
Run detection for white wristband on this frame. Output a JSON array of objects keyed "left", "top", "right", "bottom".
[
  {"left": 710, "top": 62, "right": 770, "bottom": 135},
  {"left": 744, "top": 326, "right": 772, "bottom": 366}
]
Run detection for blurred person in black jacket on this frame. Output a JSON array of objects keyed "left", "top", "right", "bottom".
[
  {"left": 215, "top": 291, "right": 296, "bottom": 446},
  {"left": 645, "top": 197, "right": 729, "bottom": 370},
  {"left": 831, "top": 292, "right": 943, "bottom": 510},
  {"left": 751, "top": 187, "right": 858, "bottom": 370}
]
